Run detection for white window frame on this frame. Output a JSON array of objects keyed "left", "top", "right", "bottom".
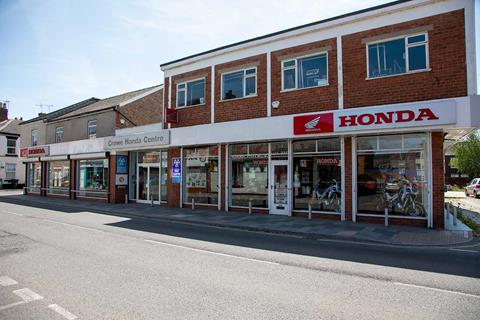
[
  {"left": 366, "top": 32, "right": 430, "bottom": 80},
  {"left": 6, "top": 138, "right": 17, "bottom": 155},
  {"left": 5, "top": 163, "right": 16, "bottom": 180},
  {"left": 281, "top": 51, "right": 329, "bottom": 92},
  {"left": 87, "top": 120, "right": 97, "bottom": 139},
  {"left": 55, "top": 126, "right": 64, "bottom": 143},
  {"left": 220, "top": 67, "right": 257, "bottom": 101},
  {"left": 176, "top": 77, "right": 206, "bottom": 109},
  {"left": 31, "top": 129, "right": 38, "bottom": 146}
]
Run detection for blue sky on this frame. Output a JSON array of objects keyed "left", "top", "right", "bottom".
[{"left": 0, "top": 0, "right": 479, "bottom": 120}]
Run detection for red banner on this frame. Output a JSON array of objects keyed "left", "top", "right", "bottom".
[{"left": 293, "top": 112, "right": 334, "bottom": 135}]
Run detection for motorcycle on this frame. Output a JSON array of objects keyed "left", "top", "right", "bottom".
[
  {"left": 315, "top": 179, "right": 342, "bottom": 212},
  {"left": 376, "top": 177, "right": 426, "bottom": 217}
]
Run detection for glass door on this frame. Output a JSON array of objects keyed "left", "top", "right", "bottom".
[
  {"left": 269, "top": 160, "right": 290, "bottom": 215},
  {"left": 137, "top": 165, "right": 160, "bottom": 204},
  {"left": 138, "top": 166, "right": 148, "bottom": 202}
]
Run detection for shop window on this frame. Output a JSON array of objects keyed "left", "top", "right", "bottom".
[
  {"left": 47, "top": 161, "right": 70, "bottom": 195},
  {"left": 230, "top": 143, "right": 269, "bottom": 208},
  {"left": 5, "top": 163, "right": 16, "bottom": 180},
  {"left": 88, "top": 120, "right": 97, "bottom": 139},
  {"left": 367, "top": 33, "right": 429, "bottom": 78},
  {"left": 28, "top": 162, "right": 42, "bottom": 193},
  {"left": 176, "top": 78, "right": 205, "bottom": 108},
  {"left": 6, "top": 138, "right": 16, "bottom": 155},
  {"left": 55, "top": 127, "right": 64, "bottom": 143},
  {"left": 31, "top": 130, "right": 38, "bottom": 146},
  {"left": 293, "top": 138, "right": 342, "bottom": 213},
  {"left": 221, "top": 68, "right": 256, "bottom": 100},
  {"left": 78, "top": 159, "right": 108, "bottom": 198},
  {"left": 282, "top": 53, "right": 328, "bottom": 90},
  {"left": 356, "top": 133, "right": 428, "bottom": 218},
  {"left": 183, "top": 146, "right": 218, "bottom": 205}
]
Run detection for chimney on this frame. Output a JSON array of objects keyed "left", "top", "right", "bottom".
[
  {"left": 38, "top": 112, "right": 47, "bottom": 118},
  {"left": 0, "top": 102, "right": 8, "bottom": 122}
]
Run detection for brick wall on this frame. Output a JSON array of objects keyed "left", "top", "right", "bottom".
[
  {"left": 343, "top": 10, "right": 466, "bottom": 108},
  {"left": 214, "top": 54, "right": 267, "bottom": 122},
  {"left": 271, "top": 38, "right": 338, "bottom": 116},
  {"left": 171, "top": 68, "right": 211, "bottom": 127},
  {"left": 432, "top": 132, "right": 445, "bottom": 229},
  {"left": 116, "top": 88, "right": 163, "bottom": 128}
]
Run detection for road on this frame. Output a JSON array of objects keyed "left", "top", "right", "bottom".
[{"left": 0, "top": 200, "right": 479, "bottom": 319}]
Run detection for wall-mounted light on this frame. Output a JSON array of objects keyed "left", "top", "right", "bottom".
[
  {"left": 120, "top": 118, "right": 126, "bottom": 125},
  {"left": 272, "top": 101, "right": 280, "bottom": 109}
]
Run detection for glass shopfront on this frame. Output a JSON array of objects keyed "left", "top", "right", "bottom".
[
  {"left": 27, "top": 162, "right": 42, "bottom": 193},
  {"left": 129, "top": 150, "right": 168, "bottom": 203},
  {"left": 77, "top": 159, "right": 109, "bottom": 198},
  {"left": 293, "top": 138, "right": 342, "bottom": 213},
  {"left": 47, "top": 161, "right": 70, "bottom": 195},
  {"left": 183, "top": 146, "right": 218, "bottom": 205},
  {"left": 356, "top": 133, "right": 428, "bottom": 218}
]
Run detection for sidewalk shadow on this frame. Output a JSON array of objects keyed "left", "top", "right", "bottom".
[{"left": 1, "top": 195, "right": 479, "bottom": 279}]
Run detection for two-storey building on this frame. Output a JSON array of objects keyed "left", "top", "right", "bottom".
[
  {"left": 0, "top": 103, "right": 24, "bottom": 188},
  {"left": 104, "top": 0, "right": 478, "bottom": 229}
]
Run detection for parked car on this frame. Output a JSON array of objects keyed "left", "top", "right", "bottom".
[{"left": 465, "top": 178, "right": 480, "bottom": 198}]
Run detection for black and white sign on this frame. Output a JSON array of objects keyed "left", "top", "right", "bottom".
[{"left": 104, "top": 131, "right": 170, "bottom": 150}]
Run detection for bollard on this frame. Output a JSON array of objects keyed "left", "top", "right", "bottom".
[
  {"left": 384, "top": 207, "right": 389, "bottom": 227},
  {"left": 453, "top": 206, "right": 458, "bottom": 226},
  {"left": 125, "top": 194, "right": 128, "bottom": 204},
  {"left": 192, "top": 198, "right": 195, "bottom": 211},
  {"left": 308, "top": 202, "right": 312, "bottom": 220},
  {"left": 151, "top": 193, "right": 154, "bottom": 207},
  {"left": 445, "top": 202, "right": 450, "bottom": 220},
  {"left": 23, "top": 187, "right": 27, "bottom": 195},
  {"left": 248, "top": 201, "right": 252, "bottom": 215}
]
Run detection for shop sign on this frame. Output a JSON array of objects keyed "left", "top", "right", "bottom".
[
  {"left": 293, "top": 101, "right": 456, "bottom": 135},
  {"left": 20, "top": 146, "right": 49, "bottom": 157},
  {"left": 172, "top": 157, "right": 181, "bottom": 184},
  {"left": 104, "top": 131, "right": 170, "bottom": 150},
  {"left": 116, "top": 155, "right": 128, "bottom": 174},
  {"left": 115, "top": 174, "right": 128, "bottom": 186},
  {"left": 316, "top": 158, "right": 339, "bottom": 166}
]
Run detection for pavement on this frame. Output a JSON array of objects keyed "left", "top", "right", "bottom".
[
  {"left": 0, "top": 192, "right": 475, "bottom": 247},
  {"left": 1, "top": 197, "right": 479, "bottom": 320}
]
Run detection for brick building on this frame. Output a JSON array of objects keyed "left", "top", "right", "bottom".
[{"left": 24, "top": 0, "right": 479, "bottom": 229}]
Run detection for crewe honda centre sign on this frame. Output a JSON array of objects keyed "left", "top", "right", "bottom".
[
  {"left": 104, "top": 131, "right": 170, "bottom": 150},
  {"left": 293, "top": 101, "right": 457, "bottom": 135}
]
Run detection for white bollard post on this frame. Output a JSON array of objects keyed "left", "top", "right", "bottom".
[
  {"left": 151, "top": 193, "right": 154, "bottom": 207},
  {"left": 308, "top": 202, "right": 312, "bottom": 220},
  {"left": 453, "top": 206, "right": 458, "bottom": 226},
  {"left": 446, "top": 202, "right": 450, "bottom": 220},
  {"left": 384, "top": 208, "right": 389, "bottom": 227},
  {"left": 248, "top": 201, "right": 252, "bottom": 215},
  {"left": 125, "top": 194, "right": 128, "bottom": 204},
  {"left": 192, "top": 198, "right": 195, "bottom": 211}
]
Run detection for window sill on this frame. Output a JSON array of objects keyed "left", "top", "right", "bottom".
[
  {"left": 219, "top": 94, "right": 257, "bottom": 103},
  {"left": 366, "top": 68, "right": 431, "bottom": 80},
  {"left": 176, "top": 103, "right": 206, "bottom": 110},
  {"left": 280, "top": 83, "right": 329, "bottom": 93}
]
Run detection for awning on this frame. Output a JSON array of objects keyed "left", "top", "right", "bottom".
[
  {"left": 22, "top": 157, "right": 40, "bottom": 163},
  {"left": 70, "top": 152, "right": 109, "bottom": 160},
  {"left": 40, "top": 155, "right": 69, "bottom": 161}
]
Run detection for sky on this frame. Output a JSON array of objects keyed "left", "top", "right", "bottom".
[{"left": 0, "top": 0, "right": 479, "bottom": 120}]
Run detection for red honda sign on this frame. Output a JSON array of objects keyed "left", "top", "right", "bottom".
[
  {"left": 293, "top": 113, "right": 334, "bottom": 135},
  {"left": 20, "top": 146, "right": 49, "bottom": 157}
]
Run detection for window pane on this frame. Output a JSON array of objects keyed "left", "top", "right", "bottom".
[
  {"left": 298, "top": 54, "right": 327, "bottom": 88},
  {"left": 293, "top": 140, "right": 316, "bottom": 153},
  {"left": 404, "top": 134, "right": 426, "bottom": 150},
  {"left": 222, "top": 71, "right": 244, "bottom": 100},
  {"left": 47, "top": 161, "right": 70, "bottom": 195},
  {"left": 78, "top": 159, "right": 108, "bottom": 198},
  {"left": 245, "top": 76, "right": 256, "bottom": 96},
  {"left": 183, "top": 147, "right": 218, "bottom": 205},
  {"left": 177, "top": 90, "right": 185, "bottom": 107},
  {"left": 245, "top": 68, "right": 256, "bottom": 75},
  {"left": 357, "top": 136, "right": 377, "bottom": 150},
  {"left": 283, "top": 68, "right": 295, "bottom": 89},
  {"left": 293, "top": 155, "right": 341, "bottom": 212},
  {"left": 283, "top": 60, "right": 295, "bottom": 68},
  {"left": 230, "top": 156, "right": 268, "bottom": 208},
  {"left": 368, "top": 39, "right": 406, "bottom": 77},
  {"left": 408, "top": 45, "right": 427, "bottom": 71},
  {"left": 379, "top": 135, "right": 402, "bottom": 150},
  {"left": 186, "top": 79, "right": 205, "bottom": 105},
  {"left": 317, "top": 138, "right": 340, "bottom": 152},
  {"left": 408, "top": 34, "right": 425, "bottom": 44}
]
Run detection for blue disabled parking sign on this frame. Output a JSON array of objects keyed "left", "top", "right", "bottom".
[{"left": 172, "top": 157, "right": 181, "bottom": 184}]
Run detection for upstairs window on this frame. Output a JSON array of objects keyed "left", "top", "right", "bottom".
[
  {"left": 221, "top": 68, "right": 256, "bottom": 100},
  {"left": 367, "top": 33, "right": 429, "bottom": 78},
  {"left": 176, "top": 78, "right": 205, "bottom": 108},
  {"left": 7, "top": 138, "right": 16, "bottom": 155},
  {"left": 31, "top": 129, "right": 38, "bottom": 146},
  {"left": 282, "top": 53, "right": 328, "bottom": 91},
  {"left": 88, "top": 120, "right": 97, "bottom": 139},
  {"left": 55, "top": 127, "right": 64, "bottom": 143}
]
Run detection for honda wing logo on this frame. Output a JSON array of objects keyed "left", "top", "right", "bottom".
[{"left": 305, "top": 116, "right": 321, "bottom": 129}]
